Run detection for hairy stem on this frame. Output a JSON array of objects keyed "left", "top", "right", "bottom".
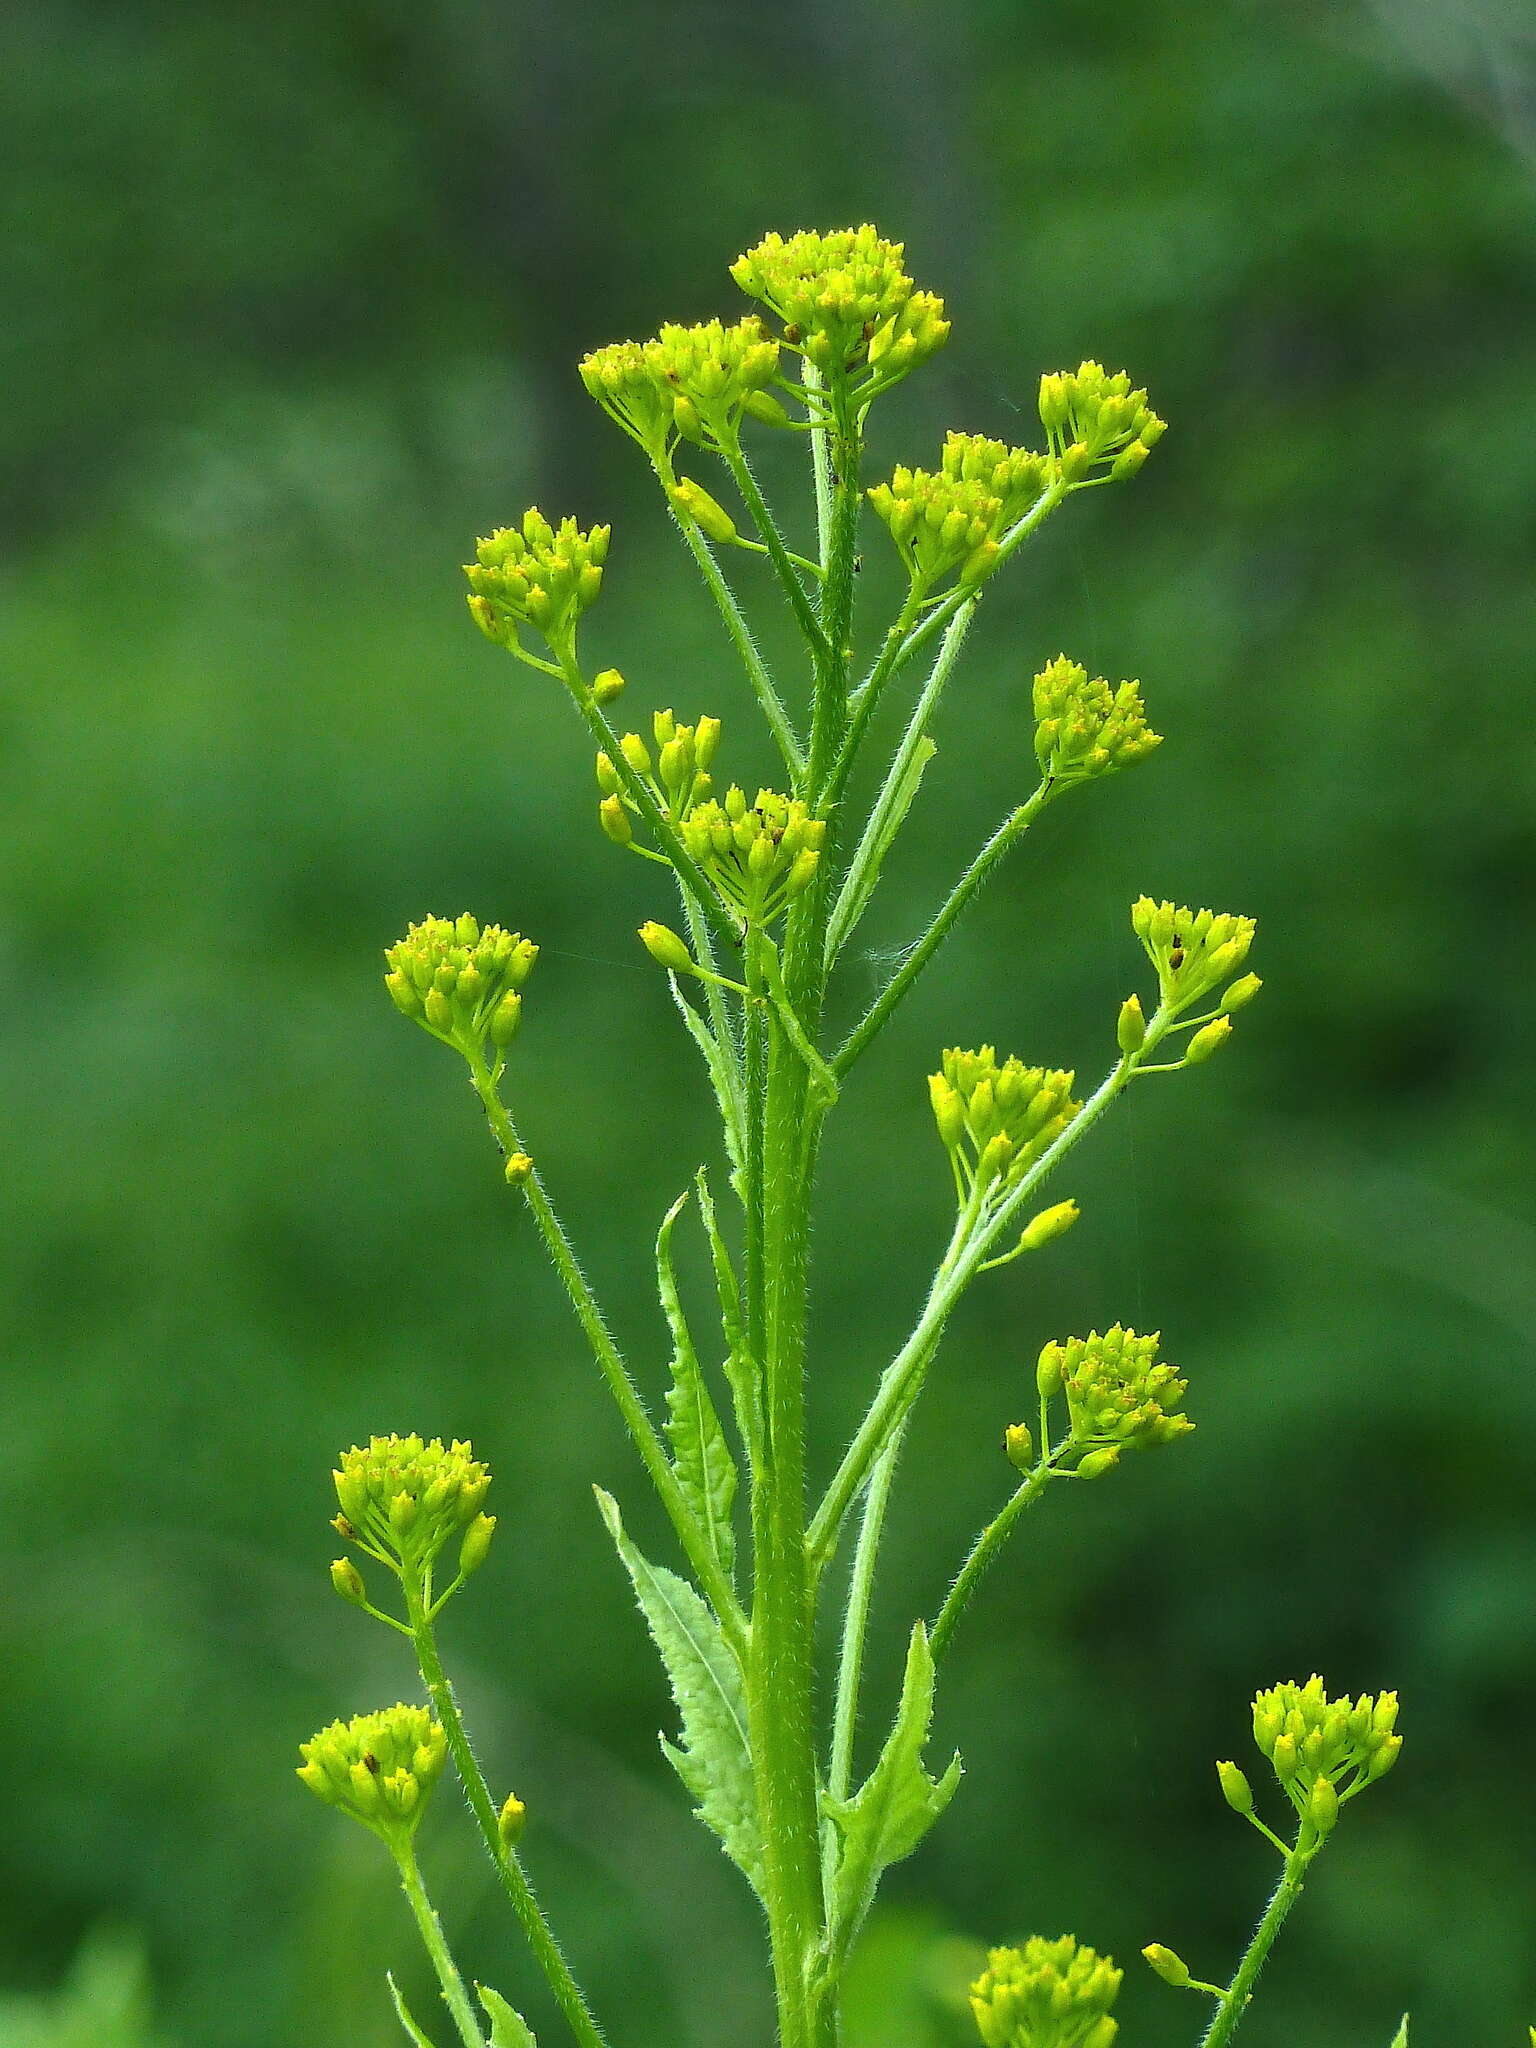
[
  {"left": 392, "top": 1837, "right": 488, "bottom": 2048},
  {"left": 928, "top": 1453, "right": 1060, "bottom": 1666},
  {"left": 668, "top": 497, "right": 804, "bottom": 779},
  {"left": 827, "top": 1432, "right": 902, "bottom": 1818},
  {"left": 1197, "top": 1830, "right": 1323, "bottom": 2048},
  {"left": 405, "top": 1586, "right": 607, "bottom": 2048},
  {"left": 466, "top": 1050, "right": 747, "bottom": 1649},
  {"left": 834, "top": 784, "right": 1055, "bottom": 1077}
]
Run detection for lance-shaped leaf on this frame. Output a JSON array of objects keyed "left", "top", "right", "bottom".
[
  {"left": 1386, "top": 2022, "right": 1409, "bottom": 2048},
  {"left": 387, "top": 1974, "right": 441, "bottom": 2048},
  {"left": 822, "top": 1622, "right": 961, "bottom": 1968},
  {"left": 657, "top": 1192, "right": 738, "bottom": 1580},
  {"left": 669, "top": 976, "right": 745, "bottom": 1176},
  {"left": 478, "top": 1985, "right": 537, "bottom": 2047},
  {"left": 595, "top": 1488, "right": 765, "bottom": 1901}
]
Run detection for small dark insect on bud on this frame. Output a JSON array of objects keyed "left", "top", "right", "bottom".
[
  {"left": 784, "top": 323, "right": 801, "bottom": 343},
  {"left": 363, "top": 1751, "right": 381, "bottom": 1775},
  {"left": 1169, "top": 943, "right": 1185, "bottom": 970},
  {"left": 333, "top": 1514, "right": 356, "bottom": 1540}
]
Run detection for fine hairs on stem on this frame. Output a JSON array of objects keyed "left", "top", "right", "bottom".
[{"left": 294, "top": 228, "right": 1421, "bottom": 2048}]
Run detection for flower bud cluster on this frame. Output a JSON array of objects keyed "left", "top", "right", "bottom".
[
  {"left": 580, "top": 318, "right": 781, "bottom": 459},
  {"left": 1037, "top": 1326, "right": 1193, "bottom": 1469},
  {"left": 730, "top": 226, "right": 949, "bottom": 393},
  {"left": 297, "top": 1704, "right": 448, "bottom": 1843},
  {"left": 867, "top": 466, "right": 1006, "bottom": 591},
  {"left": 334, "top": 1433, "right": 494, "bottom": 1582},
  {"left": 1250, "top": 1676, "right": 1402, "bottom": 1830},
  {"left": 1037, "top": 362, "right": 1165, "bottom": 485},
  {"left": 1130, "top": 899, "right": 1257, "bottom": 1017},
  {"left": 464, "top": 510, "right": 610, "bottom": 662},
  {"left": 970, "top": 1936, "right": 1122, "bottom": 2048},
  {"left": 930, "top": 1048, "right": 1080, "bottom": 1204},
  {"left": 596, "top": 708, "right": 723, "bottom": 846},
  {"left": 1033, "top": 657, "right": 1161, "bottom": 785},
  {"left": 678, "top": 785, "right": 826, "bottom": 926},
  {"left": 385, "top": 915, "right": 537, "bottom": 1061}
]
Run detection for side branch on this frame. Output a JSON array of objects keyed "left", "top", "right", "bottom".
[{"left": 466, "top": 1051, "right": 749, "bottom": 1651}]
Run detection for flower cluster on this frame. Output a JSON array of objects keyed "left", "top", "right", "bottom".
[
  {"left": 868, "top": 433, "right": 1051, "bottom": 593},
  {"left": 678, "top": 786, "right": 826, "bottom": 925},
  {"left": 596, "top": 709, "right": 722, "bottom": 846},
  {"left": 929, "top": 1049, "right": 1080, "bottom": 1204},
  {"left": 297, "top": 1705, "right": 448, "bottom": 1844},
  {"left": 464, "top": 510, "right": 610, "bottom": 663},
  {"left": 1032, "top": 658, "right": 1161, "bottom": 785},
  {"left": 579, "top": 318, "right": 782, "bottom": 460},
  {"left": 1038, "top": 361, "right": 1165, "bottom": 485},
  {"left": 385, "top": 915, "right": 537, "bottom": 1061},
  {"left": 971, "top": 1936, "right": 1122, "bottom": 2048},
  {"left": 730, "top": 225, "right": 949, "bottom": 392},
  {"left": 1130, "top": 898, "right": 1257, "bottom": 1016},
  {"left": 1036, "top": 1326, "right": 1193, "bottom": 1475},
  {"left": 1248, "top": 1676, "right": 1402, "bottom": 1831},
  {"left": 334, "top": 1433, "right": 495, "bottom": 1583}
]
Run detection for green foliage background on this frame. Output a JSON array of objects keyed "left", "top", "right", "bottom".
[{"left": 4, "top": 2, "right": 1534, "bottom": 2043}]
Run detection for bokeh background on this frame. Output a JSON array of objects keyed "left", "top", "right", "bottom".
[{"left": 5, "top": 1, "right": 1536, "bottom": 2043}]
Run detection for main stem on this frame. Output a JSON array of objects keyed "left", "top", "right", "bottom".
[{"left": 1197, "top": 1831, "right": 1322, "bottom": 2048}]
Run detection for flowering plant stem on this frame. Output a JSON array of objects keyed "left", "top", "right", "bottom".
[
  {"left": 404, "top": 1581, "right": 608, "bottom": 2048},
  {"left": 314, "top": 231, "right": 1376, "bottom": 2048},
  {"left": 391, "top": 1836, "right": 488, "bottom": 2048},
  {"left": 1196, "top": 1827, "right": 1323, "bottom": 2048}
]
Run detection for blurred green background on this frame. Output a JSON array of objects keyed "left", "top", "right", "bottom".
[{"left": 5, "top": 1, "right": 1535, "bottom": 2043}]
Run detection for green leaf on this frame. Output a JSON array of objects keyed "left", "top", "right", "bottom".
[
  {"left": 825, "top": 734, "right": 938, "bottom": 962},
  {"left": 694, "top": 1167, "right": 761, "bottom": 1464},
  {"left": 822, "top": 1622, "right": 961, "bottom": 1968},
  {"left": 1386, "top": 2021, "right": 1409, "bottom": 2048},
  {"left": 477, "top": 1985, "right": 537, "bottom": 2047},
  {"left": 669, "top": 977, "right": 745, "bottom": 1176},
  {"left": 657, "top": 1191, "right": 738, "bottom": 1580},
  {"left": 387, "top": 1973, "right": 439, "bottom": 2048},
  {"left": 595, "top": 1488, "right": 764, "bottom": 1900}
]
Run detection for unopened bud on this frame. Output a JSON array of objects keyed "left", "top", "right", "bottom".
[
  {"left": 1036, "top": 1341, "right": 1064, "bottom": 1400},
  {"left": 1019, "top": 1199, "right": 1079, "bottom": 1251},
  {"left": 592, "top": 667, "right": 626, "bottom": 705},
  {"left": 1117, "top": 993, "right": 1146, "bottom": 1055},
  {"left": 1077, "top": 1446, "right": 1120, "bottom": 1480},
  {"left": 638, "top": 921, "right": 693, "bottom": 974},
  {"left": 599, "top": 794, "right": 633, "bottom": 846},
  {"left": 1217, "top": 1760, "right": 1254, "bottom": 1815},
  {"left": 1307, "top": 1775, "right": 1339, "bottom": 1836},
  {"left": 1219, "top": 973, "right": 1262, "bottom": 1013},
  {"left": 1004, "top": 1423, "right": 1034, "bottom": 1472},
  {"left": 670, "top": 478, "right": 738, "bottom": 545},
  {"left": 330, "top": 1558, "right": 368, "bottom": 1608},
  {"left": 742, "top": 390, "right": 792, "bottom": 430},
  {"left": 1142, "top": 1944, "right": 1191, "bottom": 1989},
  {"left": 620, "top": 732, "right": 652, "bottom": 775},
  {"left": 499, "top": 1792, "right": 527, "bottom": 1849},
  {"left": 488, "top": 992, "right": 522, "bottom": 1047},
  {"left": 504, "top": 1152, "right": 534, "bottom": 1186},
  {"left": 1185, "top": 1017, "right": 1233, "bottom": 1064},
  {"left": 459, "top": 1512, "right": 497, "bottom": 1578}
]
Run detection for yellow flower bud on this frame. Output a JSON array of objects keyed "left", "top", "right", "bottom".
[
  {"left": 669, "top": 478, "right": 738, "bottom": 544},
  {"left": 1077, "top": 1446, "right": 1120, "bottom": 1479},
  {"left": 504, "top": 1152, "right": 533, "bottom": 1185},
  {"left": 1019, "top": 1199, "right": 1079, "bottom": 1252},
  {"left": 1004, "top": 1423, "right": 1034, "bottom": 1472},
  {"left": 599, "top": 795, "right": 633, "bottom": 846},
  {"left": 1220, "top": 972, "right": 1263, "bottom": 1013},
  {"left": 1036, "top": 1341, "right": 1064, "bottom": 1400},
  {"left": 499, "top": 1792, "right": 527, "bottom": 1849},
  {"left": 330, "top": 1558, "right": 368, "bottom": 1608},
  {"left": 638, "top": 921, "right": 693, "bottom": 973},
  {"left": 1217, "top": 1760, "right": 1254, "bottom": 1815},
  {"left": 592, "top": 666, "right": 626, "bottom": 704},
  {"left": 1116, "top": 993, "right": 1146, "bottom": 1054},
  {"left": 1142, "top": 1944, "right": 1191, "bottom": 1989},
  {"left": 1185, "top": 1017, "right": 1233, "bottom": 1064},
  {"left": 459, "top": 1512, "right": 497, "bottom": 1578},
  {"left": 1308, "top": 1775, "right": 1339, "bottom": 1836}
]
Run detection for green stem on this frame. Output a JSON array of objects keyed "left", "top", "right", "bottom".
[
  {"left": 392, "top": 1837, "right": 488, "bottom": 2048},
  {"left": 820, "top": 589, "right": 925, "bottom": 815},
  {"left": 826, "top": 1433, "right": 902, "bottom": 1816},
  {"left": 805, "top": 361, "right": 834, "bottom": 569},
  {"left": 833, "top": 785, "right": 1055, "bottom": 1078},
  {"left": 466, "top": 1050, "right": 748, "bottom": 1652},
  {"left": 405, "top": 1587, "right": 607, "bottom": 2048},
  {"left": 1197, "top": 1831, "right": 1323, "bottom": 2048},
  {"left": 747, "top": 1019, "right": 835, "bottom": 2048},
  {"left": 928, "top": 1454, "right": 1060, "bottom": 1666},
  {"left": 824, "top": 600, "right": 978, "bottom": 966},
  {"left": 805, "top": 383, "right": 862, "bottom": 803},
  {"left": 721, "top": 443, "right": 832, "bottom": 668},
  {"left": 809, "top": 1041, "right": 1150, "bottom": 1572},
  {"left": 667, "top": 488, "right": 806, "bottom": 779}
]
